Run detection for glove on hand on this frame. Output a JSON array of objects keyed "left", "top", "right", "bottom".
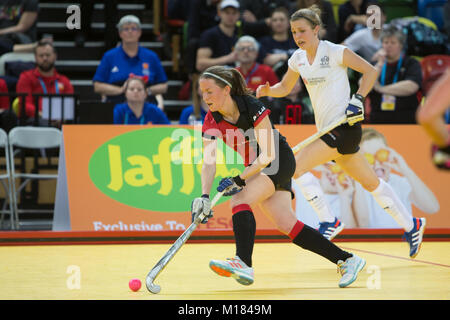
[
  {"left": 217, "top": 175, "right": 246, "bottom": 196},
  {"left": 346, "top": 94, "right": 364, "bottom": 126},
  {"left": 191, "top": 194, "right": 212, "bottom": 224}
]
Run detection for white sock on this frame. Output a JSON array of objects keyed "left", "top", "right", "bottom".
[
  {"left": 295, "top": 172, "right": 335, "bottom": 223},
  {"left": 370, "top": 178, "right": 414, "bottom": 232}
]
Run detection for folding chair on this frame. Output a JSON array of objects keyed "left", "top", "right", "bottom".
[
  {"left": 8, "top": 127, "right": 62, "bottom": 230},
  {"left": 0, "top": 128, "right": 14, "bottom": 229}
]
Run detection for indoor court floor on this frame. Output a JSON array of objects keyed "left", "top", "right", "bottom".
[{"left": 0, "top": 242, "right": 448, "bottom": 300}]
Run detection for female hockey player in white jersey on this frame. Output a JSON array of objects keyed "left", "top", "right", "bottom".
[{"left": 257, "top": 5, "right": 426, "bottom": 258}]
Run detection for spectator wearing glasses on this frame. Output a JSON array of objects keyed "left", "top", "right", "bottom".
[
  {"left": 93, "top": 15, "right": 168, "bottom": 104},
  {"left": 235, "top": 35, "right": 279, "bottom": 93}
]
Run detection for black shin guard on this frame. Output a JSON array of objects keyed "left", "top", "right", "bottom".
[
  {"left": 292, "top": 224, "right": 352, "bottom": 264},
  {"left": 232, "top": 210, "right": 256, "bottom": 267}
]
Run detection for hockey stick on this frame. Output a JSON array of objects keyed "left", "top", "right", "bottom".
[
  {"left": 292, "top": 115, "right": 348, "bottom": 154},
  {"left": 146, "top": 191, "right": 224, "bottom": 294}
]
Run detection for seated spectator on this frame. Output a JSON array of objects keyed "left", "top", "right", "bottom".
[
  {"left": 235, "top": 35, "right": 279, "bottom": 93},
  {"left": 342, "top": 4, "right": 386, "bottom": 62},
  {"left": 179, "top": 81, "right": 208, "bottom": 125},
  {"left": 15, "top": 41, "right": 74, "bottom": 119},
  {"left": 113, "top": 76, "right": 170, "bottom": 125},
  {"left": 290, "top": 0, "right": 337, "bottom": 43},
  {"left": 93, "top": 15, "right": 168, "bottom": 104},
  {"left": 368, "top": 26, "right": 422, "bottom": 124},
  {"left": 0, "top": 0, "right": 39, "bottom": 55},
  {"left": 270, "top": 79, "right": 314, "bottom": 124},
  {"left": 258, "top": 7, "right": 297, "bottom": 74},
  {"left": 195, "top": 0, "right": 241, "bottom": 72},
  {"left": 338, "top": 0, "right": 375, "bottom": 43}
]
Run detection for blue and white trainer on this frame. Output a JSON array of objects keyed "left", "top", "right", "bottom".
[
  {"left": 209, "top": 256, "right": 254, "bottom": 286},
  {"left": 337, "top": 254, "right": 366, "bottom": 288},
  {"left": 404, "top": 217, "right": 426, "bottom": 258},
  {"left": 319, "top": 218, "right": 345, "bottom": 240}
]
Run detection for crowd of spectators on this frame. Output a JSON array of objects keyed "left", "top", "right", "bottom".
[{"left": 0, "top": 0, "right": 449, "bottom": 127}]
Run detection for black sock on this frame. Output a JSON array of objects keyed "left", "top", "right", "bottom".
[
  {"left": 292, "top": 224, "right": 352, "bottom": 264},
  {"left": 232, "top": 210, "right": 256, "bottom": 267}
]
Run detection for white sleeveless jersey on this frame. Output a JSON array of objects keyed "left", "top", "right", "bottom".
[{"left": 288, "top": 40, "right": 350, "bottom": 130}]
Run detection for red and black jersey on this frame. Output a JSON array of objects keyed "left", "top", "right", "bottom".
[{"left": 202, "top": 94, "right": 288, "bottom": 166}]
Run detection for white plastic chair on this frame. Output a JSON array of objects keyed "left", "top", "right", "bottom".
[
  {"left": 0, "top": 128, "right": 14, "bottom": 229},
  {"left": 8, "top": 127, "right": 62, "bottom": 230},
  {"left": 0, "top": 52, "right": 35, "bottom": 76}
]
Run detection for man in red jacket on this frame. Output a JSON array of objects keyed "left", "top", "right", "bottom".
[{"left": 16, "top": 41, "right": 74, "bottom": 118}]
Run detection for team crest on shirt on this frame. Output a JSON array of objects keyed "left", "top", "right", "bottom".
[
  {"left": 142, "top": 63, "right": 150, "bottom": 76},
  {"left": 320, "top": 55, "right": 330, "bottom": 68}
]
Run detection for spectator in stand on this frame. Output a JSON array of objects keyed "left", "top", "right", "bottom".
[
  {"left": 368, "top": 26, "right": 422, "bottom": 124},
  {"left": 93, "top": 15, "right": 168, "bottom": 105},
  {"left": 195, "top": 0, "right": 241, "bottom": 72},
  {"left": 342, "top": 4, "right": 386, "bottom": 62},
  {"left": 258, "top": 6, "right": 297, "bottom": 76},
  {"left": 270, "top": 79, "right": 314, "bottom": 124},
  {"left": 0, "top": 0, "right": 39, "bottom": 55},
  {"left": 235, "top": 35, "right": 279, "bottom": 93},
  {"left": 338, "top": 0, "right": 375, "bottom": 43},
  {"left": 239, "top": 0, "right": 291, "bottom": 38},
  {"left": 113, "top": 76, "right": 170, "bottom": 125},
  {"left": 15, "top": 41, "right": 74, "bottom": 119},
  {"left": 290, "top": 0, "right": 337, "bottom": 43}
]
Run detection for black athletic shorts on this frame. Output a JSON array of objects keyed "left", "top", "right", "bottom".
[
  {"left": 261, "top": 139, "right": 296, "bottom": 198},
  {"left": 320, "top": 122, "right": 362, "bottom": 155}
]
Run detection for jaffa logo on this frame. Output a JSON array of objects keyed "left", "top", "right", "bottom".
[{"left": 88, "top": 127, "right": 243, "bottom": 212}]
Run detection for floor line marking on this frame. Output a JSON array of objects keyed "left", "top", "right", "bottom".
[{"left": 341, "top": 246, "right": 450, "bottom": 268}]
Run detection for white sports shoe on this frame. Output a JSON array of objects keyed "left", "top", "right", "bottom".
[
  {"left": 209, "top": 256, "right": 254, "bottom": 286},
  {"left": 337, "top": 254, "right": 366, "bottom": 288}
]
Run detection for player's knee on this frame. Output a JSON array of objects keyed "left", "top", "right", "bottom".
[{"left": 274, "top": 214, "right": 297, "bottom": 235}]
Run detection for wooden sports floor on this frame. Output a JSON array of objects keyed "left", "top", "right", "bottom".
[{"left": 0, "top": 242, "right": 448, "bottom": 300}]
